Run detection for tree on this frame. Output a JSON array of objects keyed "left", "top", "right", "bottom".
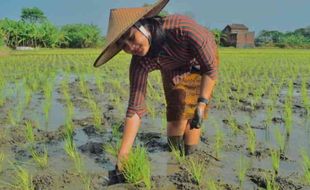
[
  {"left": 61, "top": 24, "right": 103, "bottom": 48},
  {"left": 294, "top": 26, "right": 310, "bottom": 38},
  {"left": 255, "top": 30, "right": 283, "bottom": 46},
  {"left": 21, "top": 7, "right": 47, "bottom": 23},
  {"left": 210, "top": 29, "right": 222, "bottom": 45}
]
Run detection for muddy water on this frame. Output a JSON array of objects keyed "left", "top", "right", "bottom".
[{"left": 0, "top": 73, "right": 310, "bottom": 190}]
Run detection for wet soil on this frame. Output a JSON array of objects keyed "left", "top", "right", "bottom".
[{"left": 0, "top": 74, "right": 310, "bottom": 190}]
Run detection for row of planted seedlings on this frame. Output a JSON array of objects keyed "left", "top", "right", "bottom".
[
  {"left": 0, "top": 54, "right": 59, "bottom": 189},
  {"left": 0, "top": 52, "right": 99, "bottom": 189},
  {"left": 208, "top": 50, "right": 310, "bottom": 189},
  {"left": 60, "top": 72, "right": 93, "bottom": 189}
]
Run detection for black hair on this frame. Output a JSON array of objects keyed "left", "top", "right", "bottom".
[{"left": 139, "top": 16, "right": 166, "bottom": 57}]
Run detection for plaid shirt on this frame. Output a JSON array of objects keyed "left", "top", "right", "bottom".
[{"left": 126, "top": 14, "right": 219, "bottom": 118}]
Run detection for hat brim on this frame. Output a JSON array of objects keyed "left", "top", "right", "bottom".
[{"left": 94, "top": 0, "right": 169, "bottom": 67}]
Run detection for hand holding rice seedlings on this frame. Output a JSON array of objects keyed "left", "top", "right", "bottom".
[
  {"left": 121, "top": 145, "right": 152, "bottom": 189},
  {"left": 270, "top": 149, "right": 280, "bottom": 176}
]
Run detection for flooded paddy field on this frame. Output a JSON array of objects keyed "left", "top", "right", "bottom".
[{"left": 0, "top": 48, "right": 310, "bottom": 189}]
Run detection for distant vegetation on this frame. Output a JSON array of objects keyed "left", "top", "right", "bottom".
[
  {"left": 0, "top": 7, "right": 104, "bottom": 49},
  {"left": 255, "top": 28, "right": 310, "bottom": 48},
  {"left": 0, "top": 7, "right": 309, "bottom": 49}
]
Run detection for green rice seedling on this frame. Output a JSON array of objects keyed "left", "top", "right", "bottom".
[
  {"left": 300, "top": 150, "right": 310, "bottom": 184},
  {"left": 82, "top": 174, "right": 92, "bottom": 190},
  {"left": 265, "top": 104, "right": 274, "bottom": 127},
  {"left": 227, "top": 116, "right": 239, "bottom": 135},
  {"left": 104, "top": 140, "right": 121, "bottom": 157},
  {"left": 121, "top": 145, "right": 152, "bottom": 189},
  {"left": 95, "top": 71, "right": 104, "bottom": 94},
  {"left": 236, "top": 155, "right": 249, "bottom": 188},
  {"left": 7, "top": 109, "right": 16, "bottom": 126},
  {"left": 246, "top": 123, "right": 256, "bottom": 154},
  {"left": 270, "top": 149, "right": 280, "bottom": 176},
  {"left": 64, "top": 131, "right": 83, "bottom": 173},
  {"left": 30, "top": 146, "right": 48, "bottom": 169},
  {"left": 264, "top": 173, "right": 279, "bottom": 190},
  {"left": 66, "top": 101, "right": 75, "bottom": 119},
  {"left": 301, "top": 77, "right": 310, "bottom": 116},
  {"left": 185, "top": 157, "right": 205, "bottom": 185},
  {"left": 25, "top": 121, "right": 35, "bottom": 145},
  {"left": 43, "top": 100, "right": 51, "bottom": 122},
  {"left": 169, "top": 140, "right": 186, "bottom": 164},
  {"left": 274, "top": 126, "right": 285, "bottom": 153},
  {"left": 86, "top": 99, "right": 102, "bottom": 130},
  {"left": 24, "top": 85, "right": 32, "bottom": 107},
  {"left": 0, "top": 153, "right": 5, "bottom": 173},
  {"left": 64, "top": 131, "right": 76, "bottom": 160},
  {"left": 206, "top": 178, "right": 218, "bottom": 190},
  {"left": 160, "top": 115, "right": 167, "bottom": 134},
  {"left": 284, "top": 102, "right": 292, "bottom": 136},
  {"left": 214, "top": 123, "right": 224, "bottom": 158},
  {"left": 111, "top": 123, "right": 122, "bottom": 140},
  {"left": 11, "top": 164, "right": 34, "bottom": 190}
]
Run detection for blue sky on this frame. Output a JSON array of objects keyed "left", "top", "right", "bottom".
[{"left": 1, "top": 0, "right": 309, "bottom": 36}]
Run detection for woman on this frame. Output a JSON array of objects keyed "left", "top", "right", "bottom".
[{"left": 94, "top": 0, "right": 219, "bottom": 174}]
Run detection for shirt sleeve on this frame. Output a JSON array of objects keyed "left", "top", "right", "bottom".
[
  {"left": 179, "top": 16, "right": 219, "bottom": 80},
  {"left": 126, "top": 57, "right": 149, "bottom": 118}
]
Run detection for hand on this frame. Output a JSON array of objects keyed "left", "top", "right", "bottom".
[{"left": 190, "top": 103, "right": 205, "bottom": 129}]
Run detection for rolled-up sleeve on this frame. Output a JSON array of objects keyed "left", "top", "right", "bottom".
[
  {"left": 180, "top": 17, "right": 219, "bottom": 80},
  {"left": 126, "top": 58, "right": 149, "bottom": 118}
]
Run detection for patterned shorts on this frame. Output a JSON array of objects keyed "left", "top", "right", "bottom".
[{"left": 164, "top": 72, "right": 209, "bottom": 122}]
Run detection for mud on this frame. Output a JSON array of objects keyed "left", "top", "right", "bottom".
[{"left": 0, "top": 72, "right": 310, "bottom": 190}]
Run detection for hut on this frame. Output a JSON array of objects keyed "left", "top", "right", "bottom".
[{"left": 221, "top": 24, "right": 255, "bottom": 48}]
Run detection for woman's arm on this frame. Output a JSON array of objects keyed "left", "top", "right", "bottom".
[
  {"left": 117, "top": 113, "right": 141, "bottom": 170},
  {"left": 117, "top": 57, "right": 149, "bottom": 170},
  {"left": 199, "top": 74, "right": 216, "bottom": 100}
]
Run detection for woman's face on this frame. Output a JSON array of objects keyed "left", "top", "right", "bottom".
[{"left": 116, "top": 27, "right": 151, "bottom": 56}]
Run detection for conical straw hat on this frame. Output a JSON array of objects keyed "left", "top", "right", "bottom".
[{"left": 94, "top": 0, "right": 169, "bottom": 67}]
